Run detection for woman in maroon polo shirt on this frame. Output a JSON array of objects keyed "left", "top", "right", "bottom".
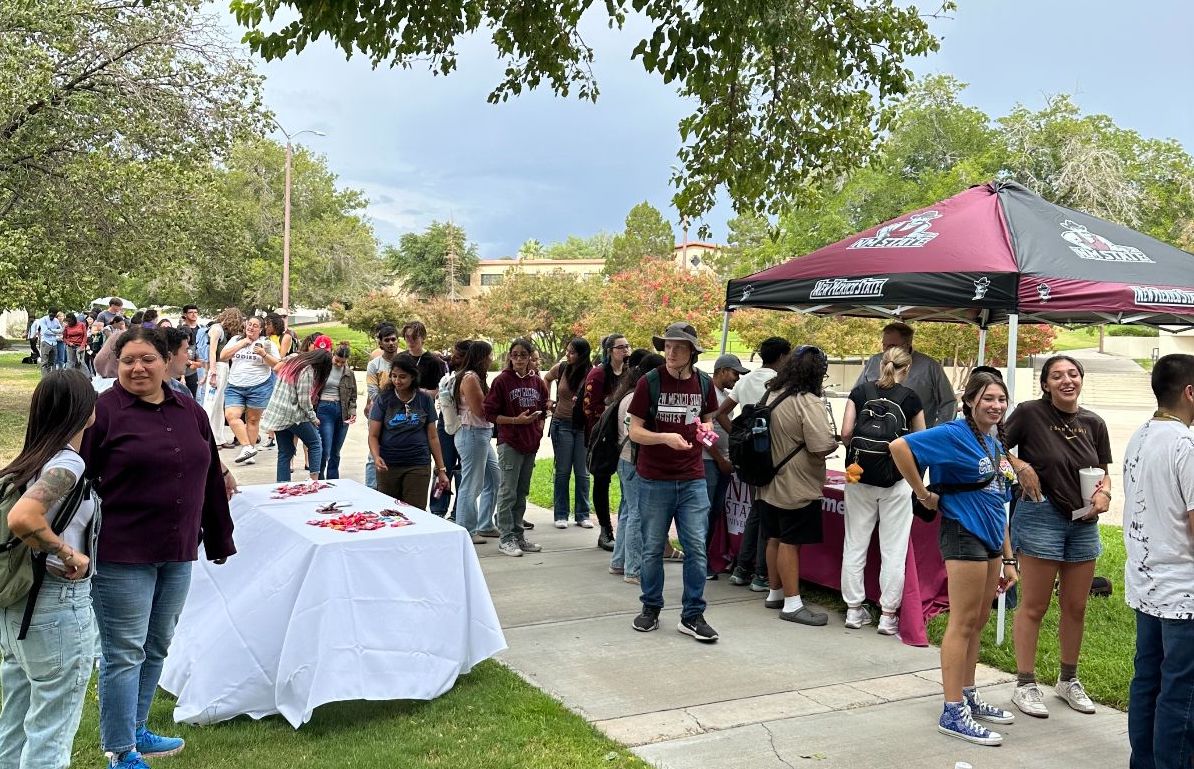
[{"left": 81, "top": 326, "right": 236, "bottom": 768}]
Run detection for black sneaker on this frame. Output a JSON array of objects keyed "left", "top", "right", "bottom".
[
  {"left": 632, "top": 606, "right": 661, "bottom": 633},
  {"left": 677, "top": 614, "right": 719, "bottom": 642}
]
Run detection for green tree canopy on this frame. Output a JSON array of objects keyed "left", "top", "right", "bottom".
[
  {"left": 385, "top": 221, "right": 480, "bottom": 298},
  {"left": 227, "top": 0, "right": 945, "bottom": 225},
  {"left": 0, "top": 0, "right": 264, "bottom": 312},
  {"left": 479, "top": 270, "right": 601, "bottom": 362},
  {"left": 606, "top": 202, "right": 674, "bottom": 276}
]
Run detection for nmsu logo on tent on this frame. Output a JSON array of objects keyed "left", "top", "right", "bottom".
[
  {"left": 1060, "top": 220, "right": 1154, "bottom": 264},
  {"left": 848, "top": 210, "right": 941, "bottom": 249},
  {"left": 810, "top": 277, "right": 888, "bottom": 300},
  {"left": 1130, "top": 286, "right": 1194, "bottom": 307}
]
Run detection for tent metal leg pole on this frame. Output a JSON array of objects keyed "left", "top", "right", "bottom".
[
  {"left": 719, "top": 311, "right": 730, "bottom": 355},
  {"left": 1005, "top": 314, "right": 1019, "bottom": 403},
  {"left": 977, "top": 328, "right": 988, "bottom": 366}
]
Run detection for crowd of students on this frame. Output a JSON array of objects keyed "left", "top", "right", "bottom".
[{"left": 2, "top": 311, "right": 1191, "bottom": 768}]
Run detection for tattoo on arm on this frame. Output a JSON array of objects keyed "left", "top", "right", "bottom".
[
  {"left": 18, "top": 525, "right": 63, "bottom": 554},
  {"left": 25, "top": 467, "right": 77, "bottom": 507}
]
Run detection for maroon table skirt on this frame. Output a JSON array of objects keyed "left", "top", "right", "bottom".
[{"left": 709, "top": 471, "right": 949, "bottom": 646}]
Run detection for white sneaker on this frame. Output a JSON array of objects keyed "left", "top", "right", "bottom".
[
  {"left": 554, "top": 521, "right": 568, "bottom": 529},
  {"left": 497, "top": 540, "right": 524, "bottom": 557},
  {"left": 1012, "top": 682, "right": 1050, "bottom": 718},
  {"left": 578, "top": 519, "right": 594, "bottom": 529},
  {"left": 844, "top": 606, "right": 871, "bottom": 629},
  {"left": 877, "top": 613, "right": 900, "bottom": 636},
  {"left": 1055, "top": 678, "right": 1096, "bottom": 714},
  {"left": 234, "top": 446, "right": 258, "bottom": 464}
]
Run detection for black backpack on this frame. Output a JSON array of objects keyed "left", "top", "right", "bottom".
[
  {"left": 586, "top": 399, "right": 627, "bottom": 477},
  {"left": 630, "top": 367, "right": 713, "bottom": 464},
  {"left": 729, "top": 390, "right": 804, "bottom": 487},
  {"left": 846, "top": 382, "right": 913, "bottom": 488}
]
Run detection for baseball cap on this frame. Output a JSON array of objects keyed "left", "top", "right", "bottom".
[{"left": 713, "top": 353, "right": 749, "bottom": 374}]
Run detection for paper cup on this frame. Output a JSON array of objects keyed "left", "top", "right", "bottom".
[{"left": 1079, "top": 467, "right": 1104, "bottom": 502}]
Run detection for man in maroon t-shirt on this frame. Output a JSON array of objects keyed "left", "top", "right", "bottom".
[{"left": 628, "top": 322, "right": 720, "bottom": 642}]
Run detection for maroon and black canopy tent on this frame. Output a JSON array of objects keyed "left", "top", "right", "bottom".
[{"left": 722, "top": 181, "right": 1194, "bottom": 396}]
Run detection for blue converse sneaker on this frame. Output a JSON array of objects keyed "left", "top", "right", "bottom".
[
  {"left": 937, "top": 701, "right": 1002, "bottom": 746},
  {"left": 135, "top": 725, "right": 185, "bottom": 758},
  {"left": 963, "top": 686, "right": 1016, "bottom": 724},
  {"left": 108, "top": 751, "right": 150, "bottom": 769}
]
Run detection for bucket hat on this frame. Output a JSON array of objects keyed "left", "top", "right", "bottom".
[{"left": 652, "top": 322, "right": 704, "bottom": 354}]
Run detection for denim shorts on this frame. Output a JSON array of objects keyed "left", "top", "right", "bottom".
[
  {"left": 938, "top": 517, "right": 1000, "bottom": 562},
  {"left": 1011, "top": 496, "right": 1102, "bottom": 563},
  {"left": 224, "top": 377, "right": 274, "bottom": 409}
]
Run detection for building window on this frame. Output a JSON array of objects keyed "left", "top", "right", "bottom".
[
  {"left": 457, "top": 273, "right": 472, "bottom": 286},
  {"left": 481, "top": 273, "right": 504, "bottom": 286}
]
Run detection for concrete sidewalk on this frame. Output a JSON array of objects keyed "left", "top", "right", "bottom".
[{"left": 479, "top": 504, "right": 1131, "bottom": 769}]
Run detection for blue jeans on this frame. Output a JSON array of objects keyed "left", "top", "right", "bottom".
[
  {"left": 92, "top": 561, "right": 191, "bottom": 754},
  {"left": 1130, "top": 610, "right": 1194, "bottom": 769},
  {"left": 428, "top": 419, "right": 461, "bottom": 516},
  {"left": 316, "top": 401, "right": 349, "bottom": 479},
  {"left": 454, "top": 426, "right": 499, "bottom": 535},
  {"left": 276, "top": 420, "right": 323, "bottom": 483},
  {"left": 611, "top": 459, "right": 643, "bottom": 577},
  {"left": 549, "top": 419, "right": 591, "bottom": 522},
  {"left": 54, "top": 341, "right": 66, "bottom": 369},
  {"left": 703, "top": 459, "right": 731, "bottom": 574},
  {"left": 495, "top": 443, "right": 536, "bottom": 544},
  {"left": 365, "top": 454, "right": 376, "bottom": 489},
  {"left": 0, "top": 576, "right": 96, "bottom": 769},
  {"left": 638, "top": 478, "right": 710, "bottom": 620}
]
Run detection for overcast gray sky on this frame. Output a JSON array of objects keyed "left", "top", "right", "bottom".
[{"left": 232, "top": 1, "right": 1193, "bottom": 258}]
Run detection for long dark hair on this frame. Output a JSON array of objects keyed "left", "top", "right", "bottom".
[
  {"left": 0, "top": 370, "right": 96, "bottom": 489},
  {"left": 276, "top": 350, "right": 333, "bottom": 403},
  {"left": 961, "top": 371, "right": 1010, "bottom": 457},
  {"left": 563, "top": 337, "right": 592, "bottom": 394},
  {"left": 600, "top": 333, "right": 628, "bottom": 394},
  {"left": 387, "top": 352, "right": 422, "bottom": 395},
  {"left": 767, "top": 345, "right": 828, "bottom": 398},
  {"left": 503, "top": 337, "right": 536, "bottom": 372},
  {"left": 454, "top": 340, "right": 492, "bottom": 402},
  {"left": 611, "top": 352, "right": 663, "bottom": 405}
]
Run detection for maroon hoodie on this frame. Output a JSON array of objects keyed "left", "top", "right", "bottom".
[{"left": 482, "top": 368, "right": 549, "bottom": 455}]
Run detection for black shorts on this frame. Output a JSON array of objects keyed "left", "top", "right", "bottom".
[
  {"left": 757, "top": 499, "right": 823, "bottom": 546},
  {"left": 938, "top": 517, "right": 1000, "bottom": 562}
]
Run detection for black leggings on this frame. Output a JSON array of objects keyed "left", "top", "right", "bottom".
[{"left": 592, "top": 472, "right": 613, "bottom": 530}]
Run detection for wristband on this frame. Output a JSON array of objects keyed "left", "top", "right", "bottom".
[
  {"left": 1095, "top": 489, "right": 1111, "bottom": 500},
  {"left": 915, "top": 491, "right": 933, "bottom": 502},
  {"left": 222, "top": 468, "right": 230, "bottom": 478},
  {"left": 1002, "top": 558, "right": 1018, "bottom": 566},
  {"left": 1014, "top": 465, "right": 1029, "bottom": 476}
]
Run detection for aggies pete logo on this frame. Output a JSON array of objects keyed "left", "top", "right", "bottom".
[
  {"left": 1059, "top": 220, "right": 1153, "bottom": 264},
  {"left": 849, "top": 210, "right": 942, "bottom": 249}
]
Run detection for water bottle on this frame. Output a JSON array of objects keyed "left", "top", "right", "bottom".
[{"left": 751, "top": 418, "right": 769, "bottom": 453}]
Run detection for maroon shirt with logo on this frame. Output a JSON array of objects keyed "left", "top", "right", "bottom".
[
  {"left": 628, "top": 367, "right": 718, "bottom": 481},
  {"left": 483, "top": 368, "right": 549, "bottom": 455},
  {"left": 81, "top": 382, "right": 236, "bottom": 563}
]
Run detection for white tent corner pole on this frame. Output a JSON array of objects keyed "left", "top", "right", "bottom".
[
  {"left": 977, "top": 328, "right": 988, "bottom": 367},
  {"left": 720, "top": 310, "right": 731, "bottom": 355},
  {"left": 1006, "top": 314, "right": 1019, "bottom": 403}
]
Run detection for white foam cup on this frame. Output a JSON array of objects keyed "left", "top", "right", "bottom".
[{"left": 1079, "top": 467, "right": 1104, "bottom": 502}]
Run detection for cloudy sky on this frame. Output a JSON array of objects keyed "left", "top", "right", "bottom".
[{"left": 230, "top": 1, "right": 1193, "bottom": 258}]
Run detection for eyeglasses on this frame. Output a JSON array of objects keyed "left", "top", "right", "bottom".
[
  {"left": 510, "top": 351, "right": 530, "bottom": 359},
  {"left": 612, "top": 344, "right": 631, "bottom": 351},
  {"left": 118, "top": 355, "right": 162, "bottom": 366}
]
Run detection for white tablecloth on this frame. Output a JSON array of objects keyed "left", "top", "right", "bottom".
[{"left": 160, "top": 479, "right": 506, "bottom": 727}]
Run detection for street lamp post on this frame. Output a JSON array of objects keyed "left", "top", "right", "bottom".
[{"left": 272, "top": 121, "right": 325, "bottom": 314}]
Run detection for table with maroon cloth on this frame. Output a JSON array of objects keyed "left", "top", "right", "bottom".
[{"left": 708, "top": 470, "right": 949, "bottom": 646}]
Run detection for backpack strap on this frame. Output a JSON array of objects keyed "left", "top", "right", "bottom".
[
  {"left": 17, "top": 475, "right": 89, "bottom": 641},
  {"left": 644, "top": 368, "right": 661, "bottom": 427},
  {"left": 767, "top": 390, "right": 802, "bottom": 475}
]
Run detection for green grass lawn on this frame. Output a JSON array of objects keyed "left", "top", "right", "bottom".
[
  {"left": 65, "top": 662, "right": 649, "bottom": 769},
  {"left": 1051, "top": 326, "right": 1100, "bottom": 351},
  {"left": 0, "top": 356, "right": 650, "bottom": 769},
  {"left": 289, "top": 321, "right": 374, "bottom": 351},
  {"left": 926, "top": 525, "right": 1133, "bottom": 710},
  {"left": 529, "top": 458, "right": 621, "bottom": 515}
]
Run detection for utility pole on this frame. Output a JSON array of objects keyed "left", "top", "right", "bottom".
[{"left": 271, "top": 120, "right": 325, "bottom": 313}]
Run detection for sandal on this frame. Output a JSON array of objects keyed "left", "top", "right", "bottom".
[{"left": 663, "top": 546, "right": 685, "bottom": 562}]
